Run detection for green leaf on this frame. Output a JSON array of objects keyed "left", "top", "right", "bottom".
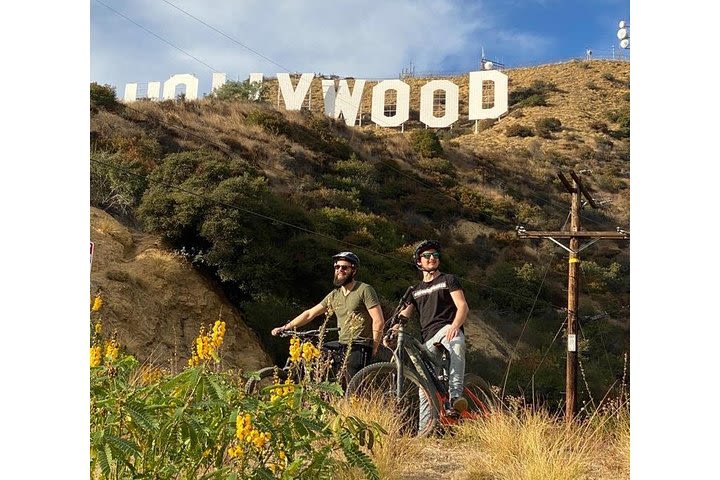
[
  {"left": 105, "top": 433, "right": 142, "bottom": 458},
  {"left": 340, "top": 439, "right": 379, "bottom": 480},
  {"left": 204, "top": 374, "right": 225, "bottom": 401},
  {"left": 95, "top": 443, "right": 111, "bottom": 478},
  {"left": 124, "top": 403, "right": 158, "bottom": 433}
]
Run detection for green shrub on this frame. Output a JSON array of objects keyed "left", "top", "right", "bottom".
[
  {"left": 417, "top": 157, "right": 455, "bottom": 176},
  {"left": 606, "top": 109, "right": 630, "bottom": 139},
  {"left": 486, "top": 262, "right": 545, "bottom": 311},
  {"left": 409, "top": 129, "right": 444, "bottom": 158},
  {"left": 509, "top": 80, "right": 557, "bottom": 107},
  {"left": 209, "top": 79, "right": 265, "bottom": 102},
  {"left": 589, "top": 121, "right": 609, "bottom": 133},
  {"left": 506, "top": 124, "right": 534, "bottom": 137},
  {"left": 90, "top": 82, "right": 119, "bottom": 111},
  {"left": 311, "top": 207, "right": 400, "bottom": 251},
  {"left": 90, "top": 344, "right": 382, "bottom": 479},
  {"left": 535, "top": 117, "right": 562, "bottom": 138},
  {"left": 246, "top": 109, "right": 291, "bottom": 136},
  {"left": 138, "top": 149, "right": 318, "bottom": 297},
  {"left": 518, "top": 94, "right": 547, "bottom": 107},
  {"left": 90, "top": 151, "right": 149, "bottom": 218},
  {"left": 476, "top": 119, "right": 497, "bottom": 132},
  {"left": 601, "top": 72, "right": 616, "bottom": 82}
]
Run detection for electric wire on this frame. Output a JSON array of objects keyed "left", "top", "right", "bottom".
[
  {"left": 159, "top": 0, "right": 292, "bottom": 73},
  {"left": 97, "top": 0, "right": 627, "bottom": 235},
  {"left": 91, "top": 151, "right": 567, "bottom": 311},
  {"left": 94, "top": 0, "right": 219, "bottom": 73},
  {"left": 499, "top": 211, "right": 569, "bottom": 399}
]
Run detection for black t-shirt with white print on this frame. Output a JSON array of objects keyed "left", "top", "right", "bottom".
[{"left": 409, "top": 273, "right": 464, "bottom": 342}]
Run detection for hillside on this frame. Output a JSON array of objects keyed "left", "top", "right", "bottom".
[
  {"left": 90, "top": 59, "right": 630, "bottom": 402},
  {"left": 90, "top": 207, "right": 272, "bottom": 371}
]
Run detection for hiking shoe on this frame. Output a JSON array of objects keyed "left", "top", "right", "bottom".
[{"left": 451, "top": 396, "right": 468, "bottom": 413}]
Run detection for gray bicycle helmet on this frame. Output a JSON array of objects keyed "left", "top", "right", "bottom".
[
  {"left": 413, "top": 240, "right": 441, "bottom": 262},
  {"left": 332, "top": 251, "right": 360, "bottom": 266}
]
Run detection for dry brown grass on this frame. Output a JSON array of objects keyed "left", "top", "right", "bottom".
[
  {"left": 332, "top": 394, "right": 426, "bottom": 479},
  {"left": 453, "top": 403, "right": 630, "bottom": 480},
  {"left": 332, "top": 393, "right": 629, "bottom": 480}
]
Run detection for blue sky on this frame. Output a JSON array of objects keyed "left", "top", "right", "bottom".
[{"left": 91, "top": 0, "right": 630, "bottom": 96}]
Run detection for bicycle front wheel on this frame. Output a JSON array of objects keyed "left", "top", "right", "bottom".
[
  {"left": 244, "top": 366, "right": 289, "bottom": 395},
  {"left": 345, "top": 362, "right": 439, "bottom": 437}
]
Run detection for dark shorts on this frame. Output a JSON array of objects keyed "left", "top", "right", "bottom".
[{"left": 325, "top": 341, "right": 372, "bottom": 380}]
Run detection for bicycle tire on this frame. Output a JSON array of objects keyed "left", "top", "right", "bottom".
[
  {"left": 463, "top": 373, "right": 496, "bottom": 415},
  {"left": 244, "top": 366, "right": 290, "bottom": 395},
  {"left": 345, "top": 362, "right": 439, "bottom": 437}
]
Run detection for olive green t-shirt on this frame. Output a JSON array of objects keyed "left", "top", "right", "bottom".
[{"left": 321, "top": 282, "right": 380, "bottom": 346}]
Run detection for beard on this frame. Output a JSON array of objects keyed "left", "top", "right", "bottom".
[{"left": 333, "top": 270, "right": 355, "bottom": 287}]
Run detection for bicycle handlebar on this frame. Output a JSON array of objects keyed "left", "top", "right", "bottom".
[{"left": 277, "top": 327, "right": 340, "bottom": 339}]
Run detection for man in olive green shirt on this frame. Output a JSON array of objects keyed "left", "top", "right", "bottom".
[{"left": 272, "top": 251, "right": 384, "bottom": 378}]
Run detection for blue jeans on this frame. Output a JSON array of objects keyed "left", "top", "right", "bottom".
[{"left": 418, "top": 324, "right": 466, "bottom": 431}]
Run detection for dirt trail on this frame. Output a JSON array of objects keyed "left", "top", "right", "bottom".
[{"left": 396, "top": 438, "right": 475, "bottom": 480}]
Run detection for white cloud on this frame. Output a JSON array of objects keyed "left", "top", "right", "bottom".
[{"left": 92, "top": 0, "right": 512, "bottom": 90}]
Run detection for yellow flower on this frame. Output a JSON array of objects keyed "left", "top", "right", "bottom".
[
  {"left": 289, "top": 337, "right": 301, "bottom": 363},
  {"left": 91, "top": 296, "right": 103, "bottom": 312},
  {"left": 90, "top": 345, "right": 102, "bottom": 367},
  {"left": 301, "top": 342, "right": 320, "bottom": 362},
  {"left": 94, "top": 322, "right": 102, "bottom": 334},
  {"left": 104, "top": 340, "right": 119, "bottom": 363}
]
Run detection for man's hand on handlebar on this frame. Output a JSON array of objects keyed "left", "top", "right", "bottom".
[{"left": 271, "top": 325, "right": 290, "bottom": 336}]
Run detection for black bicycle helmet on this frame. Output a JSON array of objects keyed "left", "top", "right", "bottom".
[
  {"left": 332, "top": 251, "right": 360, "bottom": 266},
  {"left": 413, "top": 240, "right": 441, "bottom": 262}
]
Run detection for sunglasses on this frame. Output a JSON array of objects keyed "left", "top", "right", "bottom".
[
  {"left": 420, "top": 252, "right": 440, "bottom": 259},
  {"left": 334, "top": 264, "right": 353, "bottom": 271}
]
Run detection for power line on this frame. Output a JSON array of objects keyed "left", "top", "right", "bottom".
[
  {"left": 94, "top": 0, "right": 218, "bottom": 73},
  {"left": 97, "top": 1, "right": 626, "bottom": 234},
  {"left": 159, "top": 0, "right": 292, "bottom": 73},
  {"left": 91, "top": 144, "right": 566, "bottom": 311}
]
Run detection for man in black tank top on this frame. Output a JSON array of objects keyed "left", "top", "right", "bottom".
[{"left": 399, "top": 240, "right": 469, "bottom": 426}]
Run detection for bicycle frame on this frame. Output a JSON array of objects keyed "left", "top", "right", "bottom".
[{"left": 386, "top": 303, "right": 488, "bottom": 424}]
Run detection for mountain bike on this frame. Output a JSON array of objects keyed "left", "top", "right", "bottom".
[
  {"left": 244, "top": 327, "right": 366, "bottom": 395},
  {"left": 345, "top": 292, "right": 495, "bottom": 437}
]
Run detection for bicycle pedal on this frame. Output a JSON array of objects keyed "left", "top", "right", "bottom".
[{"left": 444, "top": 408, "right": 461, "bottom": 419}]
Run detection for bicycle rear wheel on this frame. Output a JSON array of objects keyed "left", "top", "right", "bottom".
[
  {"left": 244, "top": 366, "right": 289, "bottom": 395},
  {"left": 345, "top": 362, "right": 439, "bottom": 437},
  {"left": 463, "top": 373, "right": 496, "bottom": 415}
]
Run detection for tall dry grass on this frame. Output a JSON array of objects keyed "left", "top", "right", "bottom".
[
  {"left": 332, "top": 393, "right": 427, "bottom": 479},
  {"left": 332, "top": 393, "right": 629, "bottom": 480},
  {"left": 453, "top": 401, "right": 630, "bottom": 480}
]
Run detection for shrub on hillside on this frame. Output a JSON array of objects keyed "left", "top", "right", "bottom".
[
  {"left": 409, "top": 129, "right": 444, "bottom": 158},
  {"left": 90, "top": 82, "right": 119, "bottom": 111},
  {"left": 534, "top": 117, "right": 562, "bottom": 138},
  {"left": 246, "top": 109, "right": 291, "bottom": 136},
  {"left": 506, "top": 124, "right": 534, "bottom": 137},
  {"left": 90, "top": 151, "right": 149, "bottom": 218},
  {"left": 589, "top": 121, "right": 609, "bottom": 133},
  {"left": 137, "top": 149, "right": 315, "bottom": 297},
  {"left": 475, "top": 119, "right": 497, "bottom": 132},
  {"left": 509, "top": 80, "right": 557, "bottom": 107},
  {"left": 208, "top": 79, "right": 265, "bottom": 102},
  {"left": 606, "top": 109, "right": 630, "bottom": 139},
  {"left": 311, "top": 207, "right": 400, "bottom": 251},
  {"left": 486, "top": 261, "right": 545, "bottom": 311}
]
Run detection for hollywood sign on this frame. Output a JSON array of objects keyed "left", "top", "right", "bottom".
[{"left": 123, "top": 70, "right": 508, "bottom": 129}]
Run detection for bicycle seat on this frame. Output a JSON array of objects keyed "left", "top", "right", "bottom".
[{"left": 430, "top": 342, "right": 450, "bottom": 369}]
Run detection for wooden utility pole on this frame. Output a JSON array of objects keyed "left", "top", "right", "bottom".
[{"left": 517, "top": 170, "right": 629, "bottom": 423}]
